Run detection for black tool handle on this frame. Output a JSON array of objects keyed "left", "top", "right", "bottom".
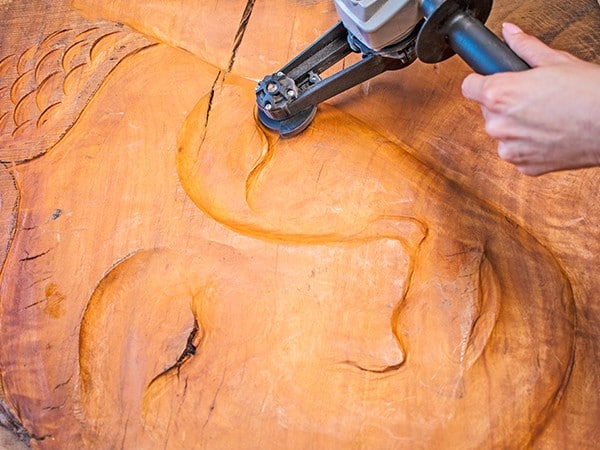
[{"left": 446, "top": 11, "right": 529, "bottom": 74}]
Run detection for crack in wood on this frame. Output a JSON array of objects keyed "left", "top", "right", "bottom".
[
  {"left": 41, "top": 401, "right": 66, "bottom": 412},
  {"left": 204, "top": 72, "right": 221, "bottom": 131},
  {"left": 201, "top": 370, "right": 226, "bottom": 433},
  {"left": 175, "top": 319, "right": 200, "bottom": 366},
  {"left": 19, "top": 249, "right": 51, "bottom": 262},
  {"left": 226, "top": 0, "right": 256, "bottom": 73},
  {"left": 147, "top": 319, "right": 201, "bottom": 388}
]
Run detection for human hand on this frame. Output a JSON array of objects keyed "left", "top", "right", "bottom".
[{"left": 461, "top": 22, "right": 600, "bottom": 176}]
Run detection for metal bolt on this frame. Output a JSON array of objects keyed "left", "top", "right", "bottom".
[
  {"left": 267, "top": 82, "right": 278, "bottom": 93},
  {"left": 287, "top": 89, "right": 296, "bottom": 98},
  {"left": 264, "top": 103, "right": 272, "bottom": 110}
]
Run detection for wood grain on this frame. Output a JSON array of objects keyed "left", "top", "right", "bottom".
[{"left": 0, "top": 0, "right": 598, "bottom": 448}]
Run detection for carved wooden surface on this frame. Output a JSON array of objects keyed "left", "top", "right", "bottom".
[{"left": 0, "top": 0, "right": 598, "bottom": 448}]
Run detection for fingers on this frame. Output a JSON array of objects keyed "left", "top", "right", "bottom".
[
  {"left": 501, "top": 22, "right": 569, "bottom": 67},
  {"left": 497, "top": 141, "right": 521, "bottom": 163},
  {"left": 497, "top": 142, "right": 549, "bottom": 176},
  {"left": 461, "top": 73, "right": 486, "bottom": 102},
  {"left": 461, "top": 73, "right": 517, "bottom": 113}
]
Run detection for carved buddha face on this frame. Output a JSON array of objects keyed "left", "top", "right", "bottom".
[{"left": 0, "top": 1, "right": 575, "bottom": 448}]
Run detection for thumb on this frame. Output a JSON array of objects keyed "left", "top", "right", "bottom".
[
  {"left": 461, "top": 73, "right": 487, "bottom": 102},
  {"left": 502, "top": 22, "right": 565, "bottom": 67}
]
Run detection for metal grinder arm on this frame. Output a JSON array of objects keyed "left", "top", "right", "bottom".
[{"left": 256, "top": 0, "right": 529, "bottom": 137}]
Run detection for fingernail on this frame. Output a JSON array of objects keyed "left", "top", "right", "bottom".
[{"left": 502, "top": 22, "right": 523, "bottom": 34}]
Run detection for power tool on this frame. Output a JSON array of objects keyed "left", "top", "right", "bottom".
[{"left": 255, "top": 0, "right": 529, "bottom": 137}]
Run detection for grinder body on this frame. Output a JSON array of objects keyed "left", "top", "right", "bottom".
[
  {"left": 335, "top": 0, "right": 528, "bottom": 74},
  {"left": 255, "top": 0, "right": 529, "bottom": 137},
  {"left": 334, "top": 0, "right": 421, "bottom": 50}
]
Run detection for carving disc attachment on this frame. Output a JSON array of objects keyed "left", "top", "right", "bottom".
[{"left": 257, "top": 106, "right": 317, "bottom": 138}]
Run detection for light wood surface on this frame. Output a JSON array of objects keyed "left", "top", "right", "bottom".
[{"left": 0, "top": 0, "right": 598, "bottom": 448}]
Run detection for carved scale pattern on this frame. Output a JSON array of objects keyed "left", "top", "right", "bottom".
[{"left": 0, "top": 23, "right": 154, "bottom": 164}]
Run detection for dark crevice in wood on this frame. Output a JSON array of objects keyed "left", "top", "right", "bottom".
[
  {"left": 226, "top": 0, "right": 256, "bottom": 73},
  {"left": 193, "top": 69, "right": 222, "bottom": 153},
  {"left": 175, "top": 319, "right": 200, "bottom": 366},
  {"left": 19, "top": 249, "right": 51, "bottom": 262},
  {"left": 201, "top": 369, "right": 226, "bottom": 433},
  {"left": 204, "top": 72, "right": 220, "bottom": 131},
  {"left": 147, "top": 319, "right": 201, "bottom": 389}
]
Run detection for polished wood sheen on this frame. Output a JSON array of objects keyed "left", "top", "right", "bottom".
[{"left": 0, "top": 0, "right": 598, "bottom": 448}]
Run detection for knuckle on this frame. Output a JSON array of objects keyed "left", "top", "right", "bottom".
[
  {"left": 497, "top": 142, "right": 520, "bottom": 163},
  {"left": 480, "top": 80, "right": 508, "bottom": 112},
  {"left": 497, "top": 143, "right": 511, "bottom": 160},
  {"left": 484, "top": 118, "right": 504, "bottom": 139}
]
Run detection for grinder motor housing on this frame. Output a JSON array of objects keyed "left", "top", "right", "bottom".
[{"left": 334, "top": 0, "right": 422, "bottom": 50}]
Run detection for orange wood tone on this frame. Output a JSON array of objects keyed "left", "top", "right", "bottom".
[{"left": 0, "top": 0, "right": 598, "bottom": 448}]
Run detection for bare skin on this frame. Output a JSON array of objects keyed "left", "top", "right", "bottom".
[{"left": 462, "top": 22, "right": 600, "bottom": 176}]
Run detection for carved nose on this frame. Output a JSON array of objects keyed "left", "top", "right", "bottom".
[
  {"left": 342, "top": 332, "right": 405, "bottom": 373},
  {"left": 329, "top": 310, "right": 406, "bottom": 373}
]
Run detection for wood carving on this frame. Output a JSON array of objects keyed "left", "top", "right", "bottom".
[{"left": 0, "top": 0, "right": 598, "bottom": 449}]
